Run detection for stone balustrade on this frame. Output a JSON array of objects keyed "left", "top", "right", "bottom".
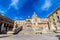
[{"left": 13, "top": 26, "right": 22, "bottom": 34}]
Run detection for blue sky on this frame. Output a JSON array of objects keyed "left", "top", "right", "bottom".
[{"left": 0, "top": 0, "right": 60, "bottom": 20}]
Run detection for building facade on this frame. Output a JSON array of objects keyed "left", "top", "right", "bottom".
[
  {"left": 48, "top": 7, "right": 60, "bottom": 32},
  {"left": 0, "top": 7, "right": 60, "bottom": 34},
  {"left": 0, "top": 14, "right": 14, "bottom": 33},
  {"left": 14, "top": 12, "right": 49, "bottom": 33}
]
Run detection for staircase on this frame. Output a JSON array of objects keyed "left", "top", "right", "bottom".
[{"left": 19, "top": 27, "right": 35, "bottom": 34}]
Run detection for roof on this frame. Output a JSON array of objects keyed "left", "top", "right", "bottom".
[
  {"left": 48, "top": 6, "right": 60, "bottom": 18},
  {"left": 0, "top": 14, "right": 14, "bottom": 23}
]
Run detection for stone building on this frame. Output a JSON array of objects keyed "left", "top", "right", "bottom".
[
  {"left": 14, "top": 12, "right": 49, "bottom": 33},
  {"left": 0, "top": 14, "right": 14, "bottom": 33},
  {"left": 14, "top": 20, "right": 25, "bottom": 29},
  {"left": 48, "top": 7, "right": 60, "bottom": 32}
]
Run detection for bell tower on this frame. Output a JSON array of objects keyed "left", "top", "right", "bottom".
[{"left": 32, "top": 12, "right": 38, "bottom": 18}]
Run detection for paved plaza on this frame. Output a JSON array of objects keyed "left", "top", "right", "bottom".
[{"left": 0, "top": 33, "right": 60, "bottom": 40}]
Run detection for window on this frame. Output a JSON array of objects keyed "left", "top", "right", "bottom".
[
  {"left": 56, "top": 12, "right": 57, "bottom": 14},
  {"left": 53, "top": 18, "right": 55, "bottom": 21},
  {"left": 57, "top": 16, "right": 59, "bottom": 19}
]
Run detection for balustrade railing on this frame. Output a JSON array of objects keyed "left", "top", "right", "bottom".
[{"left": 13, "top": 26, "right": 22, "bottom": 34}]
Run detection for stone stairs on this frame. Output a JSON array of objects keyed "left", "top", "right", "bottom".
[
  {"left": 18, "top": 27, "right": 53, "bottom": 34},
  {"left": 19, "top": 27, "right": 35, "bottom": 34}
]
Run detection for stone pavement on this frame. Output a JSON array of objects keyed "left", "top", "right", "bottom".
[
  {"left": 0, "top": 33, "right": 60, "bottom": 40},
  {"left": 0, "top": 27, "right": 60, "bottom": 40},
  {"left": 0, "top": 31, "right": 14, "bottom": 38}
]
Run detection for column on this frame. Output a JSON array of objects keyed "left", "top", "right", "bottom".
[
  {"left": 8, "top": 24, "right": 10, "bottom": 31},
  {"left": 0, "top": 22, "right": 2, "bottom": 33},
  {"left": 7, "top": 24, "right": 9, "bottom": 31},
  {"left": 5, "top": 23, "right": 8, "bottom": 32},
  {"left": 9, "top": 24, "right": 11, "bottom": 31},
  {"left": 10, "top": 25, "right": 13, "bottom": 31},
  {"left": 8, "top": 24, "right": 11, "bottom": 31},
  {"left": 1, "top": 23, "right": 5, "bottom": 32},
  {"left": 13, "top": 23, "right": 17, "bottom": 32}
]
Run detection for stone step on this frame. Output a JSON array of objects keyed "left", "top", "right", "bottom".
[
  {"left": 7, "top": 31, "right": 14, "bottom": 35},
  {"left": 19, "top": 27, "right": 35, "bottom": 34}
]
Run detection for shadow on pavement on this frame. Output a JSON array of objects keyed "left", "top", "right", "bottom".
[
  {"left": 0, "top": 36, "right": 9, "bottom": 38},
  {"left": 0, "top": 33, "right": 10, "bottom": 38},
  {"left": 56, "top": 35, "right": 60, "bottom": 40}
]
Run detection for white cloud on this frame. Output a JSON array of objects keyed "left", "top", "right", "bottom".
[
  {"left": 14, "top": 16, "right": 23, "bottom": 20},
  {"left": 11, "top": 0, "right": 18, "bottom": 5},
  {"left": 0, "top": 13, "right": 5, "bottom": 16},
  {"left": 41, "top": 0, "right": 51, "bottom": 10},
  {"left": 11, "top": 0, "right": 19, "bottom": 10},
  {"left": 6, "top": 0, "right": 19, "bottom": 11},
  {"left": 19, "top": 17, "right": 23, "bottom": 19},
  {"left": 0, "top": 6, "right": 6, "bottom": 14},
  {"left": 14, "top": 17, "right": 18, "bottom": 20},
  {"left": 0, "top": 9, "right": 5, "bottom": 13},
  {"left": 0, "top": 9, "right": 6, "bottom": 16}
]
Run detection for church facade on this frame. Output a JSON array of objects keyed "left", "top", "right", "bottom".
[
  {"left": 0, "top": 7, "right": 60, "bottom": 34},
  {"left": 11, "top": 7, "right": 60, "bottom": 33},
  {"left": 14, "top": 12, "right": 49, "bottom": 33}
]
